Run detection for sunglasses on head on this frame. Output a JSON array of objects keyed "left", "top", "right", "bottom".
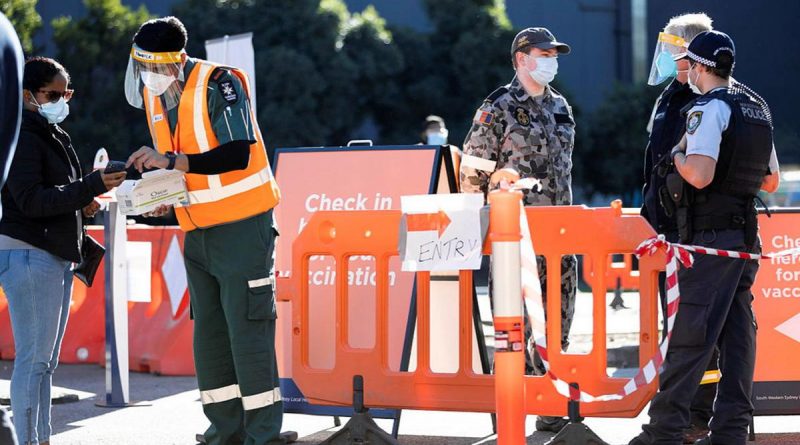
[{"left": 37, "top": 89, "right": 74, "bottom": 102}]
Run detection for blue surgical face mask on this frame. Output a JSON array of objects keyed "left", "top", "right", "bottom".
[
  {"left": 687, "top": 64, "right": 702, "bottom": 95},
  {"left": 654, "top": 50, "right": 678, "bottom": 84},
  {"left": 426, "top": 131, "right": 448, "bottom": 146},
  {"left": 32, "top": 96, "right": 70, "bottom": 124},
  {"left": 528, "top": 56, "right": 558, "bottom": 86}
]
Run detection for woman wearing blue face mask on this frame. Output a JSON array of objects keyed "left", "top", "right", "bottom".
[{"left": 0, "top": 57, "right": 126, "bottom": 445}]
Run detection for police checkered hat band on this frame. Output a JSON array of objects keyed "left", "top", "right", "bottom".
[
  {"left": 685, "top": 30, "right": 735, "bottom": 69},
  {"left": 686, "top": 49, "right": 717, "bottom": 67}
]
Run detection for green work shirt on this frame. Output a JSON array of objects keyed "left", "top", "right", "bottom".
[{"left": 165, "top": 58, "right": 257, "bottom": 146}]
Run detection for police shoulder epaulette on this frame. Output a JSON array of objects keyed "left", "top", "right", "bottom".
[
  {"left": 210, "top": 67, "right": 232, "bottom": 83},
  {"left": 694, "top": 95, "right": 722, "bottom": 107},
  {"left": 485, "top": 86, "right": 509, "bottom": 104}
]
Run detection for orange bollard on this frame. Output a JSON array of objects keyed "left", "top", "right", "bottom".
[{"left": 488, "top": 190, "right": 525, "bottom": 445}]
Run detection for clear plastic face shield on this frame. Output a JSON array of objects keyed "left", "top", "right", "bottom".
[
  {"left": 124, "top": 44, "right": 186, "bottom": 111},
  {"left": 647, "top": 32, "right": 688, "bottom": 86}
]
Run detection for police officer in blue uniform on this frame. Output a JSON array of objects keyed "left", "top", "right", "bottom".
[
  {"left": 630, "top": 30, "right": 779, "bottom": 445},
  {"left": 641, "top": 14, "right": 719, "bottom": 443}
]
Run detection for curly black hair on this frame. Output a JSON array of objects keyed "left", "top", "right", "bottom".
[
  {"left": 22, "top": 57, "right": 70, "bottom": 92},
  {"left": 133, "top": 16, "right": 188, "bottom": 53}
]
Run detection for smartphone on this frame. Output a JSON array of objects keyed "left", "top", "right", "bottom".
[{"left": 104, "top": 161, "right": 127, "bottom": 174}]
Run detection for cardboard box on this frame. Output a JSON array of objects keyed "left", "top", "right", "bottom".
[{"left": 116, "top": 169, "right": 189, "bottom": 215}]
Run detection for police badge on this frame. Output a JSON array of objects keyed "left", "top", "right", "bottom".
[{"left": 686, "top": 111, "right": 703, "bottom": 135}]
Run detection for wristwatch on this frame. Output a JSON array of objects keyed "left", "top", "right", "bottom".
[{"left": 165, "top": 151, "right": 177, "bottom": 170}]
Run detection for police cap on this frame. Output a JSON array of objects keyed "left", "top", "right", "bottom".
[{"left": 683, "top": 30, "right": 735, "bottom": 71}]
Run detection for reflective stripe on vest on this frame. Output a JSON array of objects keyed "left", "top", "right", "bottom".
[
  {"left": 142, "top": 60, "right": 279, "bottom": 231},
  {"left": 187, "top": 166, "right": 271, "bottom": 205}
]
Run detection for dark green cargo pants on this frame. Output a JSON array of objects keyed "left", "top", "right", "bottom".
[{"left": 184, "top": 211, "right": 283, "bottom": 445}]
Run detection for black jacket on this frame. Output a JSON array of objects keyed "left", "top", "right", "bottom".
[
  {"left": 1, "top": 12, "right": 23, "bottom": 195},
  {"left": 0, "top": 110, "right": 106, "bottom": 262},
  {"left": 641, "top": 80, "right": 697, "bottom": 233}
]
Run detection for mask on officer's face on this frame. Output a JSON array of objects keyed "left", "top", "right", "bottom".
[
  {"left": 653, "top": 50, "right": 678, "bottom": 84},
  {"left": 687, "top": 64, "right": 702, "bottom": 95},
  {"left": 527, "top": 55, "right": 558, "bottom": 86},
  {"left": 141, "top": 71, "right": 177, "bottom": 96}
]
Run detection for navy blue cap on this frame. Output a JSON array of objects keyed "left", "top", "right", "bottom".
[
  {"left": 684, "top": 30, "right": 735, "bottom": 70},
  {"left": 511, "top": 27, "right": 570, "bottom": 56}
]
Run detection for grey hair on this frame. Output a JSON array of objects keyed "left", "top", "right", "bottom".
[{"left": 664, "top": 13, "right": 714, "bottom": 42}]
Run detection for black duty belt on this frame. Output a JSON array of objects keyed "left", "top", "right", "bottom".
[{"left": 692, "top": 214, "right": 747, "bottom": 231}]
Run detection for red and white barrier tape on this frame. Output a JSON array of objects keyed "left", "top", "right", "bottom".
[{"left": 517, "top": 210, "right": 800, "bottom": 402}]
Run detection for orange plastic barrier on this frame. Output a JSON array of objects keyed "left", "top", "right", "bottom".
[
  {"left": 125, "top": 227, "right": 194, "bottom": 375},
  {"left": 582, "top": 253, "right": 640, "bottom": 292},
  {"left": 290, "top": 204, "right": 665, "bottom": 417},
  {"left": 0, "top": 290, "right": 11, "bottom": 359},
  {"left": 59, "top": 228, "right": 106, "bottom": 364}
]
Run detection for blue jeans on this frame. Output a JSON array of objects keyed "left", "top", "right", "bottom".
[{"left": 0, "top": 248, "right": 73, "bottom": 445}]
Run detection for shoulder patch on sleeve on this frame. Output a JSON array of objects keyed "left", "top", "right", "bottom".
[
  {"left": 473, "top": 109, "right": 495, "bottom": 126},
  {"left": 686, "top": 110, "right": 703, "bottom": 134},
  {"left": 218, "top": 80, "right": 239, "bottom": 105}
]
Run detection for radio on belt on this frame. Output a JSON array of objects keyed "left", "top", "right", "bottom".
[{"left": 116, "top": 169, "right": 189, "bottom": 215}]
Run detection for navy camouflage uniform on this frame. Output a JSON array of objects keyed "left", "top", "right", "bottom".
[{"left": 460, "top": 76, "right": 577, "bottom": 374}]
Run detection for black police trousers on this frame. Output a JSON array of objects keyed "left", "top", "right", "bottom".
[
  {"left": 640, "top": 229, "right": 758, "bottom": 445},
  {"left": 658, "top": 232, "right": 718, "bottom": 429}
]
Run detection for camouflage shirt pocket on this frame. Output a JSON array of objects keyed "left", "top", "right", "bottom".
[
  {"left": 554, "top": 114, "right": 575, "bottom": 152},
  {"left": 501, "top": 122, "right": 548, "bottom": 178}
]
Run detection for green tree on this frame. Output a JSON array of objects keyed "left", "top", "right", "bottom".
[
  {"left": 376, "top": 0, "right": 516, "bottom": 145},
  {"left": 578, "top": 82, "right": 661, "bottom": 203},
  {"left": 172, "top": 0, "right": 404, "bottom": 151},
  {"left": 0, "top": 0, "right": 41, "bottom": 54},
  {"left": 51, "top": 0, "right": 152, "bottom": 164}
]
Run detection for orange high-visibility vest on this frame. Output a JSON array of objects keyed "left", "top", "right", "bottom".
[{"left": 142, "top": 60, "right": 280, "bottom": 232}]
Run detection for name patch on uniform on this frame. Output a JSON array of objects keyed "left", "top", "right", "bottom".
[
  {"left": 514, "top": 107, "right": 530, "bottom": 126},
  {"left": 152, "top": 114, "right": 164, "bottom": 123},
  {"left": 686, "top": 111, "right": 703, "bottom": 134},
  {"left": 219, "top": 81, "right": 238, "bottom": 104},
  {"left": 554, "top": 113, "right": 574, "bottom": 125},
  {"left": 473, "top": 110, "right": 494, "bottom": 126}
]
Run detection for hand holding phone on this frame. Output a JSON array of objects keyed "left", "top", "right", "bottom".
[
  {"left": 103, "top": 160, "right": 127, "bottom": 174},
  {"left": 101, "top": 161, "right": 127, "bottom": 191}
]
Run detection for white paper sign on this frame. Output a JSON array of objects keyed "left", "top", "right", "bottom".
[
  {"left": 400, "top": 194, "right": 484, "bottom": 272},
  {"left": 126, "top": 241, "right": 152, "bottom": 303}
]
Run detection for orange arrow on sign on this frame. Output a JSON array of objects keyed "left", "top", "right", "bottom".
[{"left": 406, "top": 210, "right": 451, "bottom": 237}]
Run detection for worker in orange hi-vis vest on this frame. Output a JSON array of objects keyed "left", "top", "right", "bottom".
[{"left": 123, "top": 16, "right": 292, "bottom": 445}]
